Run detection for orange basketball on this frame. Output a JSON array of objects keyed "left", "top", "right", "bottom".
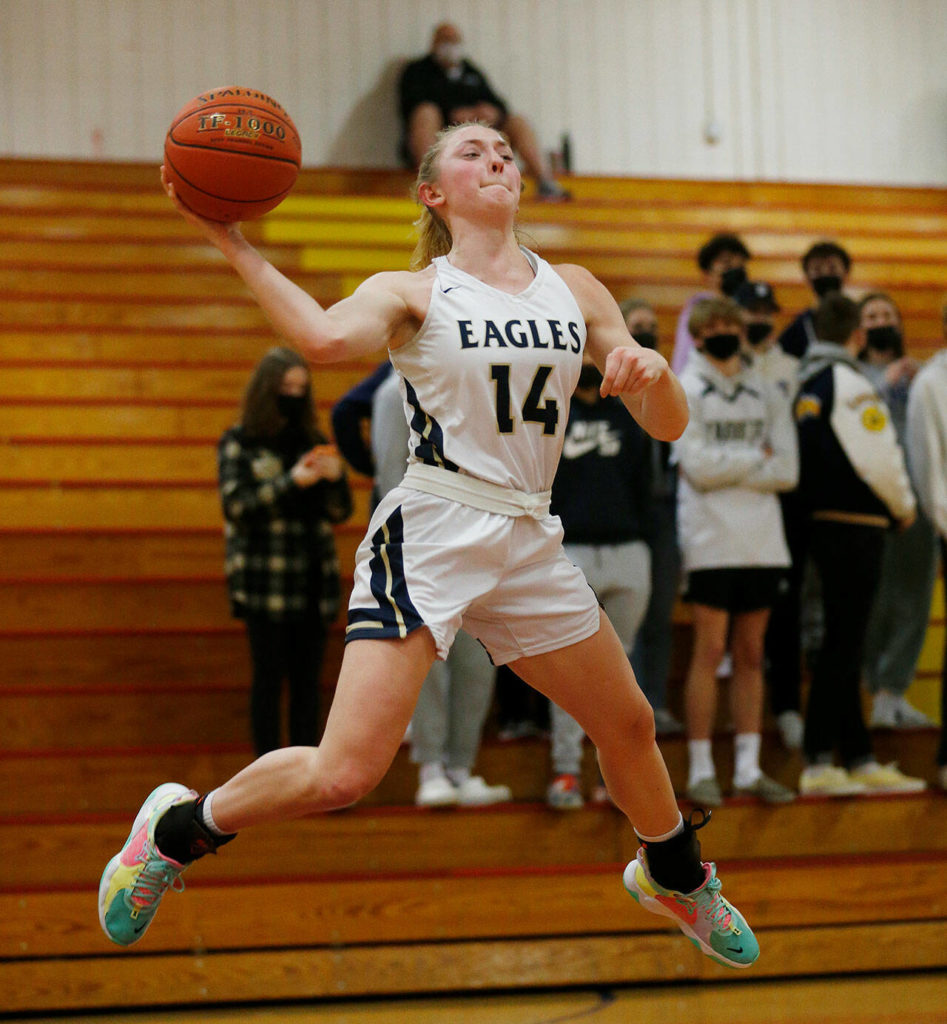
[{"left": 163, "top": 86, "right": 301, "bottom": 222}]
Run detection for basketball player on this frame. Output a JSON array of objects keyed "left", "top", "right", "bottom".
[{"left": 98, "top": 123, "right": 758, "bottom": 969}]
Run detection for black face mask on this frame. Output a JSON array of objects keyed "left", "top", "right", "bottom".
[
  {"left": 720, "top": 266, "right": 748, "bottom": 296},
  {"left": 577, "top": 365, "right": 604, "bottom": 391},
  {"left": 277, "top": 393, "right": 308, "bottom": 423},
  {"left": 632, "top": 330, "right": 658, "bottom": 350},
  {"left": 746, "top": 322, "right": 773, "bottom": 346},
  {"left": 811, "top": 274, "right": 842, "bottom": 298},
  {"left": 865, "top": 325, "right": 903, "bottom": 356},
  {"left": 702, "top": 333, "right": 741, "bottom": 361}
]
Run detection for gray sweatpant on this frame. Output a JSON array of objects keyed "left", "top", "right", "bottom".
[
  {"left": 410, "top": 628, "right": 496, "bottom": 770},
  {"left": 550, "top": 541, "right": 651, "bottom": 775},
  {"left": 864, "top": 509, "right": 938, "bottom": 696}
]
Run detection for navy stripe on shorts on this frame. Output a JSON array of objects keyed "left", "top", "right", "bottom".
[{"left": 346, "top": 504, "right": 425, "bottom": 643}]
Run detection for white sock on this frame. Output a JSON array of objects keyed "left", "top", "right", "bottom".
[
  {"left": 445, "top": 766, "right": 471, "bottom": 786},
  {"left": 636, "top": 812, "right": 684, "bottom": 844},
  {"left": 733, "top": 732, "right": 762, "bottom": 789},
  {"left": 200, "top": 789, "right": 228, "bottom": 837},
  {"left": 874, "top": 690, "right": 897, "bottom": 712},
  {"left": 419, "top": 761, "right": 447, "bottom": 784},
  {"left": 687, "top": 739, "right": 716, "bottom": 788}
]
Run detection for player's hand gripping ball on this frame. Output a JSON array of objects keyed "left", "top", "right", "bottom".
[{"left": 163, "top": 86, "right": 301, "bottom": 222}]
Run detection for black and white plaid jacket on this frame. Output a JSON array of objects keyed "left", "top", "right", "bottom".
[{"left": 217, "top": 425, "right": 353, "bottom": 622}]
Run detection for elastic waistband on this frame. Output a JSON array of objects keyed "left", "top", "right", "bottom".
[{"left": 402, "top": 463, "right": 551, "bottom": 519}]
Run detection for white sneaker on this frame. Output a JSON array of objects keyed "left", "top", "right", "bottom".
[
  {"left": 871, "top": 692, "right": 935, "bottom": 729},
  {"left": 415, "top": 774, "right": 458, "bottom": 808},
  {"left": 454, "top": 776, "right": 512, "bottom": 807},
  {"left": 799, "top": 765, "right": 867, "bottom": 797},
  {"left": 776, "top": 710, "right": 805, "bottom": 750},
  {"left": 892, "top": 697, "right": 935, "bottom": 729},
  {"left": 849, "top": 761, "right": 927, "bottom": 795}
]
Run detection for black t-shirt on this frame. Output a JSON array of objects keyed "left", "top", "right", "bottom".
[
  {"left": 551, "top": 396, "right": 654, "bottom": 545},
  {"left": 399, "top": 54, "right": 508, "bottom": 125}
]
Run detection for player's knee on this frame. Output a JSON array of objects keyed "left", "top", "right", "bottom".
[
  {"left": 593, "top": 691, "right": 655, "bottom": 750},
  {"left": 628, "top": 696, "right": 657, "bottom": 744},
  {"left": 310, "top": 759, "right": 383, "bottom": 811}
]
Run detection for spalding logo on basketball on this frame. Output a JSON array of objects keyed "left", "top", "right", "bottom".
[{"left": 164, "top": 86, "right": 301, "bottom": 222}]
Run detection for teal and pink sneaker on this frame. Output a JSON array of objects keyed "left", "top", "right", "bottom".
[
  {"left": 98, "top": 783, "right": 196, "bottom": 946},
  {"left": 623, "top": 849, "right": 759, "bottom": 968}
]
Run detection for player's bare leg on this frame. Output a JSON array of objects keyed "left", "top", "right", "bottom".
[
  {"left": 99, "top": 631, "right": 436, "bottom": 945},
  {"left": 512, "top": 610, "right": 759, "bottom": 968}
]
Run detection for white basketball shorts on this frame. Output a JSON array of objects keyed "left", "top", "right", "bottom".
[{"left": 346, "top": 486, "right": 601, "bottom": 665}]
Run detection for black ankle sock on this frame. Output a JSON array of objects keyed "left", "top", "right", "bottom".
[
  {"left": 640, "top": 811, "right": 709, "bottom": 893},
  {"left": 154, "top": 797, "right": 235, "bottom": 865}
]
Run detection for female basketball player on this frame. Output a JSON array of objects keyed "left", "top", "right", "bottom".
[{"left": 99, "top": 123, "right": 758, "bottom": 969}]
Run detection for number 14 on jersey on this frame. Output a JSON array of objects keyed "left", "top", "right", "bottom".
[{"left": 490, "top": 364, "right": 560, "bottom": 436}]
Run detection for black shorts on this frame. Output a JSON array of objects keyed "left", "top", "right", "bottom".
[{"left": 684, "top": 567, "right": 783, "bottom": 614}]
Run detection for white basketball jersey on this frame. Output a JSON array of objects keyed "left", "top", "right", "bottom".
[{"left": 390, "top": 248, "right": 586, "bottom": 493}]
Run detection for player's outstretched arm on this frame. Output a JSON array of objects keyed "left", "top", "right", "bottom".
[
  {"left": 559, "top": 264, "right": 688, "bottom": 441},
  {"left": 161, "top": 167, "right": 410, "bottom": 363}
]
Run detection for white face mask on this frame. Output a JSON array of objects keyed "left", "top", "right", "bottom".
[{"left": 434, "top": 42, "right": 463, "bottom": 65}]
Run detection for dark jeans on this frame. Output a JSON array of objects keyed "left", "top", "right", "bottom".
[
  {"left": 804, "top": 520, "right": 884, "bottom": 768},
  {"left": 764, "top": 490, "right": 809, "bottom": 715},
  {"left": 939, "top": 539, "right": 947, "bottom": 767},
  {"left": 244, "top": 612, "right": 328, "bottom": 756}
]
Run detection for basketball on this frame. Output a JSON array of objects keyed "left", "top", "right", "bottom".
[{"left": 163, "top": 86, "right": 301, "bottom": 222}]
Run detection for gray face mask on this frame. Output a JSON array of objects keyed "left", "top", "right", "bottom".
[{"left": 434, "top": 43, "right": 463, "bottom": 65}]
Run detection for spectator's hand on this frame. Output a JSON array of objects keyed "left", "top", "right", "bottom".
[
  {"left": 290, "top": 455, "right": 322, "bottom": 488},
  {"left": 600, "top": 345, "right": 671, "bottom": 398},
  {"left": 303, "top": 444, "right": 345, "bottom": 482},
  {"left": 896, "top": 509, "right": 917, "bottom": 532},
  {"left": 160, "top": 165, "right": 242, "bottom": 248},
  {"left": 884, "top": 356, "right": 919, "bottom": 386}
]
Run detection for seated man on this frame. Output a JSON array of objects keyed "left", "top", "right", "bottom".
[{"left": 399, "top": 22, "right": 569, "bottom": 200}]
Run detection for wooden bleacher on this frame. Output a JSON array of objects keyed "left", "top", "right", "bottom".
[{"left": 1, "top": 159, "right": 945, "bottom": 1014}]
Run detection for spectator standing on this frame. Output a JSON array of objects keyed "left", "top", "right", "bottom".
[
  {"left": 857, "top": 293, "right": 938, "bottom": 729},
  {"left": 371, "top": 371, "right": 511, "bottom": 807},
  {"left": 675, "top": 298, "right": 798, "bottom": 806},
  {"left": 778, "top": 240, "right": 852, "bottom": 359},
  {"left": 794, "top": 294, "right": 925, "bottom": 796},
  {"left": 399, "top": 22, "right": 568, "bottom": 200},
  {"left": 622, "top": 298, "right": 683, "bottom": 735},
  {"left": 906, "top": 303, "right": 947, "bottom": 790},
  {"left": 734, "top": 281, "right": 807, "bottom": 751},
  {"left": 670, "top": 233, "right": 752, "bottom": 375},
  {"left": 545, "top": 356, "right": 654, "bottom": 808},
  {"left": 218, "top": 347, "right": 353, "bottom": 755}
]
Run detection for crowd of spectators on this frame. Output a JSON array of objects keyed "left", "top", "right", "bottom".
[{"left": 316, "top": 227, "right": 944, "bottom": 808}]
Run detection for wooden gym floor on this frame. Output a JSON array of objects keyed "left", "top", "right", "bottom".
[{"left": 5, "top": 973, "right": 946, "bottom": 1024}]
